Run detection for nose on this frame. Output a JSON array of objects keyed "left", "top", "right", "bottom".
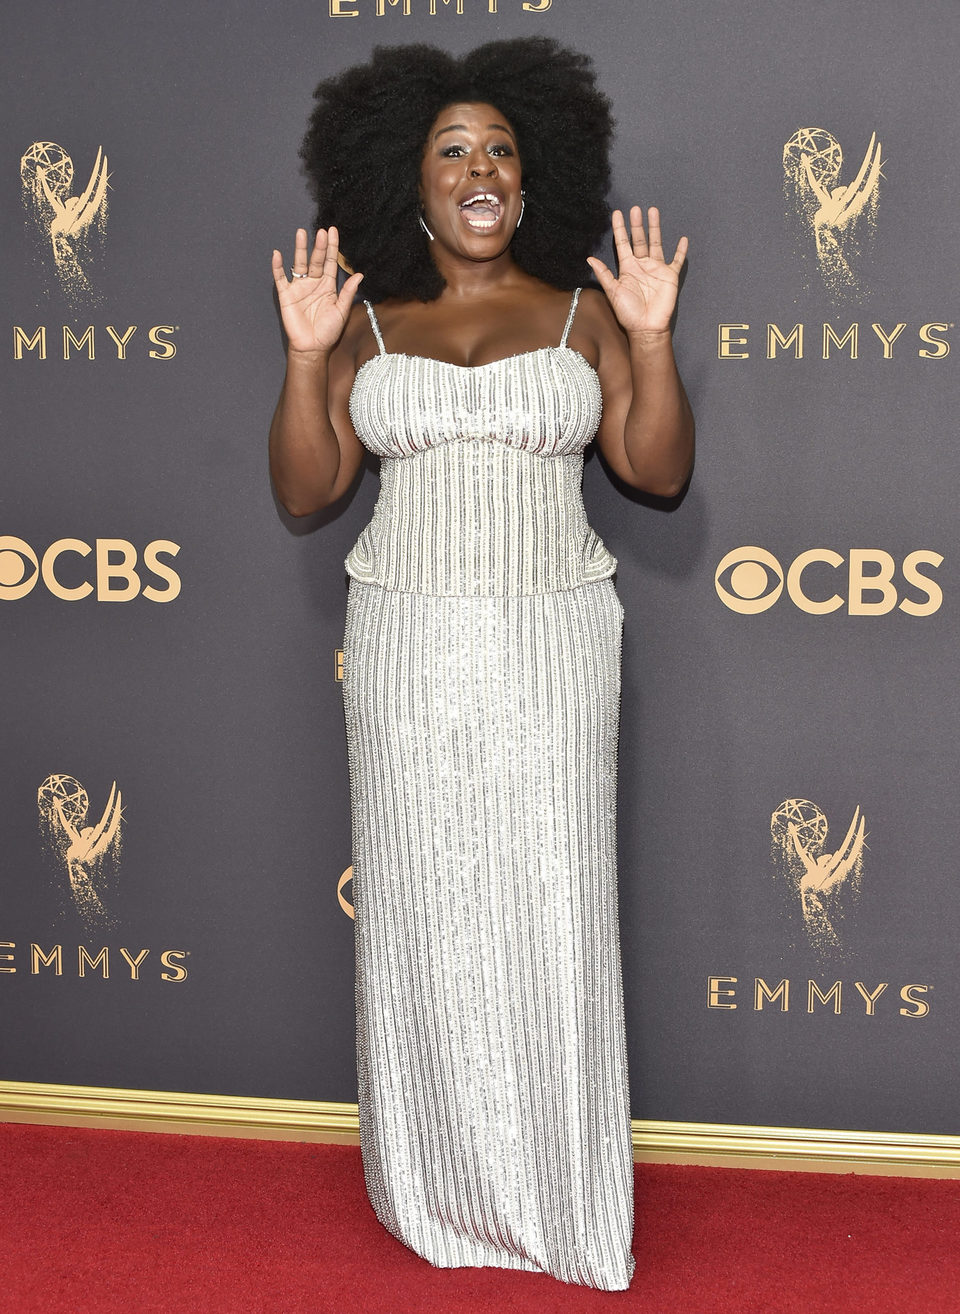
[{"left": 469, "top": 152, "right": 498, "bottom": 178}]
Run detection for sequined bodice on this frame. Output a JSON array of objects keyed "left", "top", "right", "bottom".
[
  {"left": 349, "top": 346, "right": 601, "bottom": 459},
  {"left": 345, "top": 291, "right": 616, "bottom": 596}
]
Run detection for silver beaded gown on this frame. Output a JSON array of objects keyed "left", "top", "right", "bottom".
[{"left": 341, "top": 290, "right": 636, "bottom": 1291}]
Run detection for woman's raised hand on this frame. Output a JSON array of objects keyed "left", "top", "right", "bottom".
[
  {"left": 271, "top": 227, "right": 364, "bottom": 356},
  {"left": 587, "top": 206, "right": 687, "bottom": 336}
]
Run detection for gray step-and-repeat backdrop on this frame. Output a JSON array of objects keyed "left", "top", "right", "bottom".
[{"left": 3, "top": 0, "right": 958, "bottom": 1137}]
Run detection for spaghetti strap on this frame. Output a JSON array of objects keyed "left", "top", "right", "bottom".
[
  {"left": 364, "top": 301, "right": 386, "bottom": 355},
  {"left": 559, "top": 288, "right": 582, "bottom": 348}
]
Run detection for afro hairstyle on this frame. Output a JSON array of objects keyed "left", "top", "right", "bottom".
[{"left": 299, "top": 37, "right": 614, "bottom": 302}]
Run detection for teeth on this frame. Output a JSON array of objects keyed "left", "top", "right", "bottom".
[
  {"left": 460, "top": 192, "right": 501, "bottom": 208},
  {"left": 459, "top": 192, "right": 503, "bottom": 230}
]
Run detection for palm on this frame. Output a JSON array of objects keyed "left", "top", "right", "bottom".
[
  {"left": 272, "top": 227, "right": 364, "bottom": 355},
  {"left": 587, "top": 206, "right": 687, "bottom": 335}
]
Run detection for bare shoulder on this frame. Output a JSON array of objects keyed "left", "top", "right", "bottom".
[
  {"left": 567, "top": 287, "right": 627, "bottom": 368},
  {"left": 574, "top": 287, "right": 621, "bottom": 339},
  {"left": 337, "top": 299, "right": 378, "bottom": 370}
]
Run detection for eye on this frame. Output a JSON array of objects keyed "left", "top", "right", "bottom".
[
  {"left": 440, "top": 144, "right": 466, "bottom": 158},
  {"left": 489, "top": 143, "right": 514, "bottom": 157},
  {"left": 0, "top": 535, "right": 40, "bottom": 599},
  {"left": 714, "top": 547, "right": 784, "bottom": 614}
]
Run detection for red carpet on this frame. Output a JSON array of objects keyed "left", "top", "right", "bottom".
[{"left": 0, "top": 1122, "right": 957, "bottom": 1313}]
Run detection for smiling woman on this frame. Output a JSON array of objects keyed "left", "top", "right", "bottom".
[
  {"left": 295, "top": 39, "right": 614, "bottom": 305},
  {"left": 268, "top": 37, "right": 693, "bottom": 1293},
  {"left": 422, "top": 103, "right": 522, "bottom": 242}
]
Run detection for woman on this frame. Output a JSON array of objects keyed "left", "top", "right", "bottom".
[{"left": 269, "top": 38, "right": 693, "bottom": 1292}]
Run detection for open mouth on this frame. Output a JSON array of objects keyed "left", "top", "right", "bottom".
[{"left": 458, "top": 191, "right": 504, "bottom": 231}]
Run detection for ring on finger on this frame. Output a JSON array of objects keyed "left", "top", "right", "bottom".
[{"left": 290, "top": 269, "right": 309, "bottom": 279}]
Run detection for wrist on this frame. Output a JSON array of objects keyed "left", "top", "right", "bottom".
[
  {"left": 627, "top": 327, "right": 673, "bottom": 347},
  {"left": 627, "top": 328, "right": 675, "bottom": 360},
  {"left": 286, "top": 344, "right": 331, "bottom": 368}
]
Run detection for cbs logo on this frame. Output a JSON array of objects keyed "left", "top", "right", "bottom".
[
  {"left": 715, "top": 546, "right": 943, "bottom": 616},
  {"left": 0, "top": 536, "right": 180, "bottom": 602}
]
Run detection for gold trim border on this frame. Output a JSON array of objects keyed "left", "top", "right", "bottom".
[{"left": 2, "top": 1080, "right": 959, "bottom": 1178}]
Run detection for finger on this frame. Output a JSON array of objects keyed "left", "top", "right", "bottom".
[
  {"left": 629, "top": 205, "right": 648, "bottom": 256},
  {"left": 271, "top": 248, "right": 290, "bottom": 291},
  {"left": 293, "top": 227, "right": 309, "bottom": 274},
  {"left": 670, "top": 235, "right": 689, "bottom": 272},
  {"left": 646, "top": 206, "right": 665, "bottom": 259},
  {"left": 322, "top": 226, "right": 341, "bottom": 281},
  {"left": 610, "top": 209, "right": 632, "bottom": 259},
  {"left": 308, "top": 227, "right": 328, "bottom": 278},
  {"left": 336, "top": 270, "right": 365, "bottom": 317},
  {"left": 586, "top": 255, "right": 617, "bottom": 296}
]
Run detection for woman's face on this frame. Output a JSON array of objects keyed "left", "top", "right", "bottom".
[{"left": 419, "top": 101, "right": 523, "bottom": 259}]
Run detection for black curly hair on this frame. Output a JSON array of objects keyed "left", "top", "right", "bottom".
[{"left": 299, "top": 37, "right": 614, "bottom": 302}]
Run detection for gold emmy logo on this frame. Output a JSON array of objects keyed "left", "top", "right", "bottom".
[
  {"left": 20, "top": 142, "right": 110, "bottom": 304},
  {"left": 771, "top": 798, "right": 866, "bottom": 958},
  {"left": 38, "top": 774, "right": 123, "bottom": 929},
  {"left": 782, "top": 128, "right": 883, "bottom": 300}
]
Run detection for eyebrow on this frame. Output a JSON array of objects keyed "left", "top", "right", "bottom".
[{"left": 433, "top": 122, "right": 516, "bottom": 142}]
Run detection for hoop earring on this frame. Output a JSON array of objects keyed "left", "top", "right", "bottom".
[
  {"left": 418, "top": 211, "right": 435, "bottom": 242},
  {"left": 516, "top": 190, "right": 526, "bottom": 229}
]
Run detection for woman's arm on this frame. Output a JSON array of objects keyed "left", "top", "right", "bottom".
[
  {"left": 268, "top": 227, "right": 366, "bottom": 515},
  {"left": 585, "top": 207, "right": 694, "bottom": 497}
]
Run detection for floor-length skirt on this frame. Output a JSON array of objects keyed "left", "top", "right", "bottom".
[{"left": 341, "top": 576, "right": 636, "bottom": 1291}]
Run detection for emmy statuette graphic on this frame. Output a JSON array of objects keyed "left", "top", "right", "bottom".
[
  {"left": 20, "top": 141, "right": 110, "bottom": 304},
  {"left": 38, "top": 773, "right": 123, "bottom": 929},
  {"left": 783, "top": 128, "right": 883, "bottom": 300},
  {"left": 771, "top": 798, "right": 867, "bottom": 957}
]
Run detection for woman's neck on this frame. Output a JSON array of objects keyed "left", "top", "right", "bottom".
[{"left": 428, "top": 247, "right": 529, "bottom": 300}]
